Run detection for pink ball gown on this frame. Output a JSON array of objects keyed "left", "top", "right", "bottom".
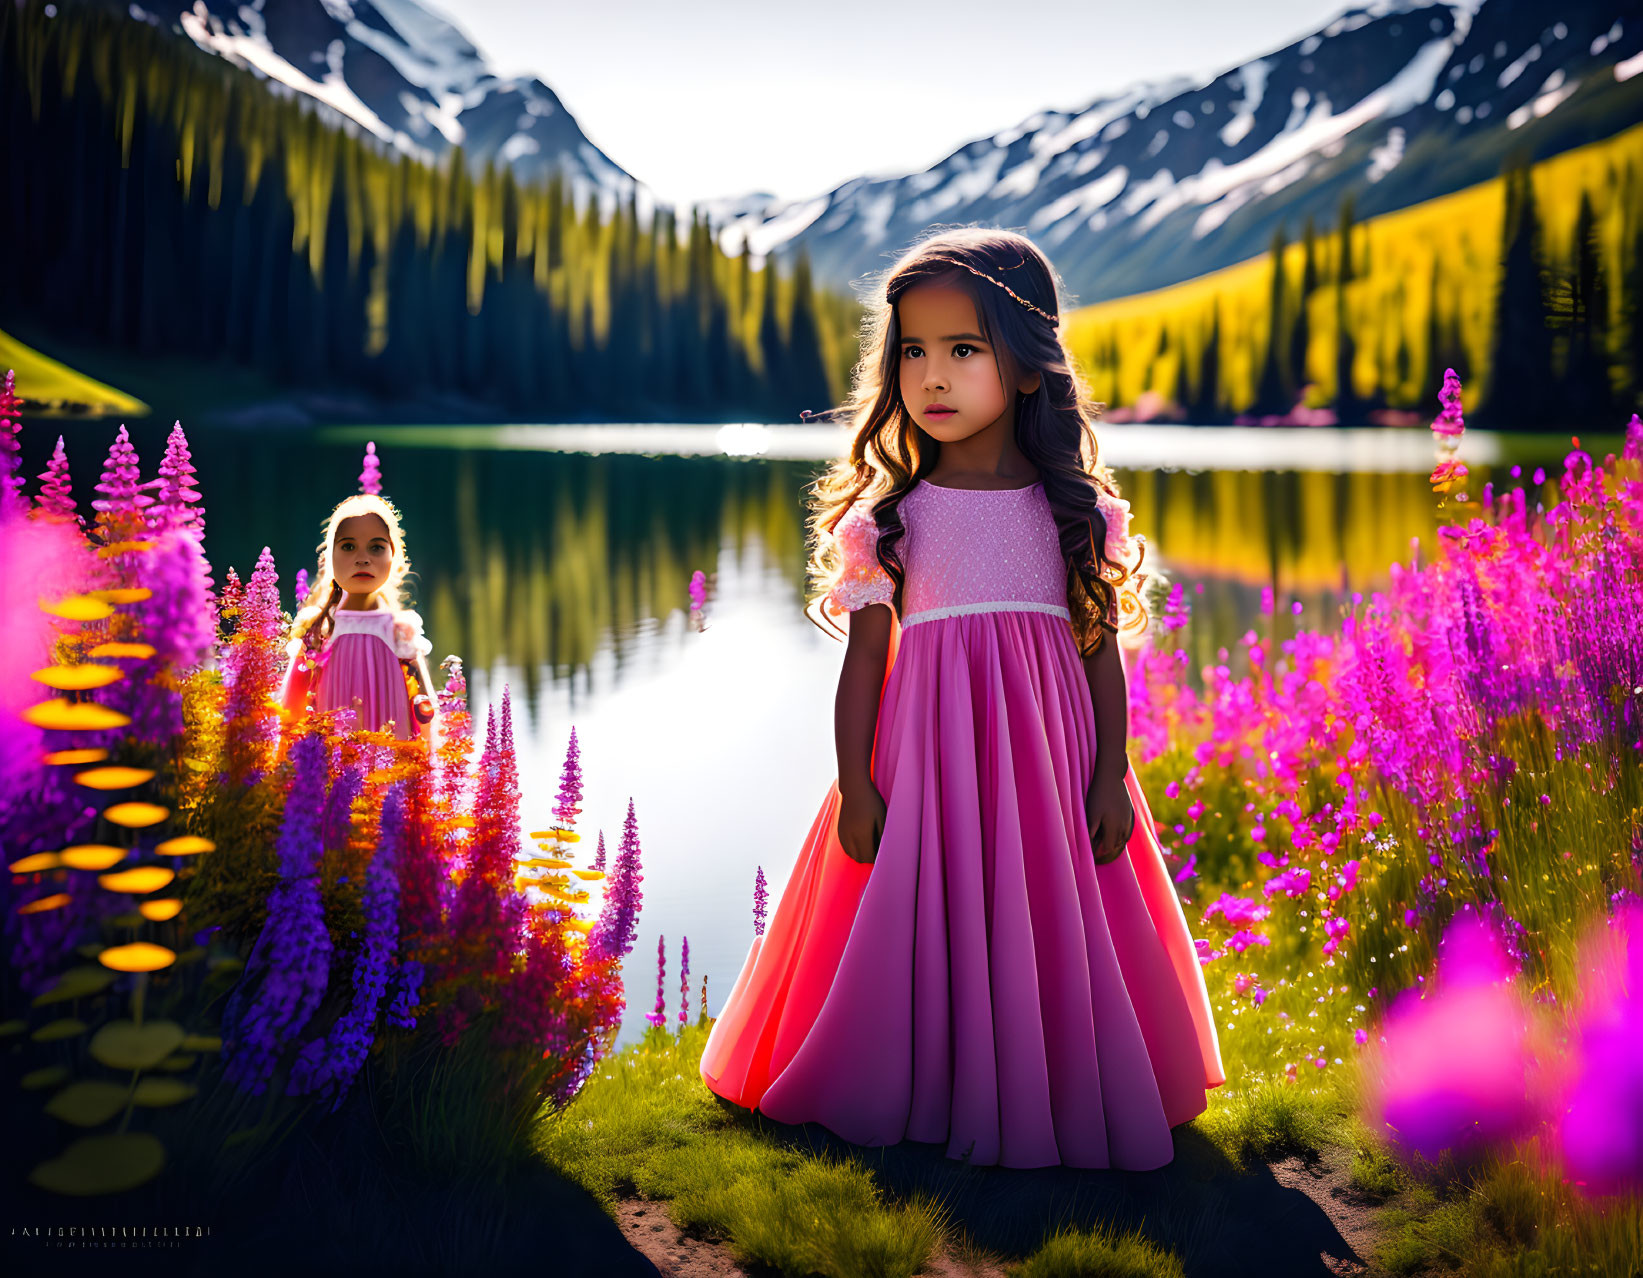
[
  {"left": 282, "top": 605, "right": 430, "bottom": 741},
  {"left": 699, "top": 479, "right": 1224, "bottom": 1170}
]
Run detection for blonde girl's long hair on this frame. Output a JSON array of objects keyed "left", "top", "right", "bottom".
[
  {"left": 805, "top": 225, "right": 1147, "bottom": 656},
  {"left": 289, "top": 493, "right": 414, "bottom": 649}
]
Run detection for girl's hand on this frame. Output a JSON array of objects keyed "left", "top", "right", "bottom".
[
  {"left": 1086, "top": 769, "right": 1135, "bottom": 865},
  {"left": 838, "top": 782, "right": 887, "bottom": 865}
]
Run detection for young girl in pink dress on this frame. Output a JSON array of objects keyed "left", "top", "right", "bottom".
[
  {"left": 280, "top": 492, "right": 436, "bottom": 742},
  {"left": 700, "top": 227, "right": 1224, "bottom": 1170}
]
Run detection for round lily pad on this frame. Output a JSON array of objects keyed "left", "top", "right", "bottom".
[
  {"left": 31, "top": 1018, "right": 88, "bottom": 1043},
  {"left": 179, "top": 1034, "right": 222, "bottom": 1052},
  {"left": 0, "top": 1018, "right": 27, "bottom": 1037},
  {"left": 156, "top": 1053, "right": 196, "bottom": 1071},
  {"left": 45, "top": 1081, "right": 130, "bottom": 1127},
  {"left": 30, "top": 1133, "right": 165, "bottom": 1196},
  {"left": 21, "top": 1065, "right": 70, "bottom": 1091},
  {"left": 32, "top": 966, "right": 118, "bottom": 1007},
  {"left": 132, "top": 1078, "right": 196, "bottom": 1107},
  {"left": 88, "top": 1020, "right": 184, "bottom": 1071}
]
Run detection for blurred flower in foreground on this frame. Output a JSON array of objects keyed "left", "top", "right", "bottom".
[
  {"left": 1557, "top": 904, "right": 1643, "bottom": 1197},
  {"left": 1365, "top": 910, "right": 1533, "bottom": 1164}
]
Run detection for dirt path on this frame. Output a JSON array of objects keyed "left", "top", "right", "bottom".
[
  {"left": 612, "top": 1143, "right": 1389, "bottom": 1277},
  {"left": 613, "top": 1195, "right": 1014, "bottom": 1277},
  {"left": 1268, "top": 1147, "right": 1384, "bottom": 1276}
]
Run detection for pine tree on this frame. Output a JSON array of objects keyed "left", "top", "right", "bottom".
[
  {"left": 1191, "top": 301, "right": 1223, "bottom": 423},
  {"left": 1485, "top": 160, "right": 1557, "bottom": 429},
  {"left": 1334, "top": 195, "right": 1359, "bottom": 424},
  {"left": 784, "top": 248, "right": 833, "bottom": 418},
  {"left": 1559, "top": 191, "right": 1617, "bottom": 423},
  {"left": 1290, "top": 216, "right": 1318, "bottom": 393},
  {"left": 757, "top": 253, "right": 786, "bottom": 414},
  {"left": 1255, "top": 222, "right": 1291, "bottom": 413}
]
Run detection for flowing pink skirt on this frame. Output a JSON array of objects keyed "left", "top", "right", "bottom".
[
  {"left": 700, "top": 609, "right": 1224, "bottom": 1169},
  {"left": 315, "top": 633, "right": 416, "bottom": 740}
]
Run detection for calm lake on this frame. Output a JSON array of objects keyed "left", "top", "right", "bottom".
[{"left": 19, "top": 420, "right": 1604, "bottom": 1049}]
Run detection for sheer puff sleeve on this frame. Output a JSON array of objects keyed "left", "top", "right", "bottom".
[
  {"left": 392, "top": 609, "right": 434, "bottom": 661},
  {"left": 824, "top": 500, "right": 895, "bottom": 616}
]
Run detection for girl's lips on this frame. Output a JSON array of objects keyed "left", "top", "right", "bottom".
[{"left": 925, "top": 407, "right": 956, "bottom": 417}]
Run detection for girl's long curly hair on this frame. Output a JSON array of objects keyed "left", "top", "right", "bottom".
[
  {"left": 288, "top": 493, "right": 414, "bottom": 650},
  {"left": 806, "top": 226, "right": 1147, "bottom": 656}
]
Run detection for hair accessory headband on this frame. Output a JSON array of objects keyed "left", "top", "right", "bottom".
[{"left": 948, "top": 260, "right": 1059, "bottom": 325}]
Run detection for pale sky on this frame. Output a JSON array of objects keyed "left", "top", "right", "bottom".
[{"left": 446, "top": 0, "right": 1353, "bottom": 209}]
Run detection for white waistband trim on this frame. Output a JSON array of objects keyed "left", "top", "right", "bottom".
[{"left": 900, "top": 600, "right": 1072, "bottom": 628}]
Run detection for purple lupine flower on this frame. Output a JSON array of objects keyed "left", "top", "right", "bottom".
[
  {"left": 588, "top": 799, "right": 644, "bottom": 963},
  {"left": 591, "top": 830, "right": 607, "bottom": 873},
  {"left": 322, "top": 762, "right": 363, "bottom": 852},
  {"left": 150, "top": 421, "right": 204, "bottom": 536},
  {"left": 91, "top": 424, "right": 153, "bottom": 533},
  {"left": 359, "top": 441, "right": 382, "bottom": 495},
  {"left": 679, "top": 935, "right": 690, "bottom": 1029},
  {"left": 34, "top": 436, "right": 77, "bottom": 523},
  {"left": 288, "top": 782, "right": 405, "bottom": 1109},
  {"left": 294, "top": 568, "right": 309, "bottom": 607},
  {"left": 553, "top": 726, "right": 583, "bottom": 828},
  {"left": 646, "top": 933, "right": 667, "bottom": 1029},
  {"left": 0, "top": 370, "right": 21, "bottom": 502},
  {"left": 119, "top": 527, "right": 216, "bottom": 741},
  {"left": 385, "top": 960, "right": 424, "bottom": 1030},
  {"left": 222, "top": 547, "right": 283, "bottom": 781},
  {"left": 753, "top": 865, "right": 768, "bottom": 937},
  {"left": 222, "top": 734, "right": 333, "bottom": 1096}
]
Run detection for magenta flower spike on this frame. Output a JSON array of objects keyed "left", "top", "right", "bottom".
[
  {"left": 0, "top": 369, "right": 23, "bottom": 501},
  {"left": 647, "top": 932, "right": 668, "bottom": 1029},
  {"left": 1431, "top": 368, "right": 1465, "bottom": 439},
  {"left": 679, "top": 934, "right": 690, "bottom": 1029},
  {"left": 152, "top": 420, "right": 204, "bottom": 536},
  {"left": 360, "top": 441, "right": 382, "bottom": 495},
  {"left": 35, "top": 436, "right": 78, "bottom": 523},
  {"left": 591, "top": 830, "right": 607, "bottom": 873},
  {"left": 91, "top": 424, "right": 153, "bottom": 537},
  {"left": 554, "top": 727, "right": 584, "bottom": 828},
  {"left": 753, "top": 865, "right": 768, "bottom": 937},
  {"left": 588, "top": 800, "right": 644, "bottom": 963}
]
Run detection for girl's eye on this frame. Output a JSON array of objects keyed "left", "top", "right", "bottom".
[{"left": 953, "top": 344, "right": 974, "bottom": 357}]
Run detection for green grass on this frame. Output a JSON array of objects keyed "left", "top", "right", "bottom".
[
  {"left": 535, "top": 1020, "right": 1203, "bottom": 1278},
  {"left": 536, "top": 1021, "right": 953, "bottom": 1277},
  {"left": 1004, "top": 1221, "right": 1187, "bottom": 1278},
  {"left": 536, "top": 1014, "right": 1642, "bottom": 1277}
]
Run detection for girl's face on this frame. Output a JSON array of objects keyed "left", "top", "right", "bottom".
[
  {"left": 896, "top": 280, "right": 1038, "bottom": 442},
  {"left": 332, "top": 513, "right": 394, "bottom": 597}
]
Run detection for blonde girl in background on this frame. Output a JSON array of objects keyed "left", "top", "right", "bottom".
[{"left": 280, "top": 492, "right": 436, "bottom": 743}]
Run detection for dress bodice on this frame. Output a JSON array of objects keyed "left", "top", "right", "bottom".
[
  {"left": 825, "top": 480, "right": 1081, "bottom": 629},
  {"left": 896, "top": 481, "right": 1068, "bottom": 626},
  {"left": 327, "top": 607, "right": 397, "bottom": 649}
]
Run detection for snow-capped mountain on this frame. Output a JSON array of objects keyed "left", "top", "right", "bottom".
[
  {"left": 149, "top": 0, "right": 642, "bottom": 215},
  {"left": 711, "top": 0, "right": 1643, "bottom": 303}
]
